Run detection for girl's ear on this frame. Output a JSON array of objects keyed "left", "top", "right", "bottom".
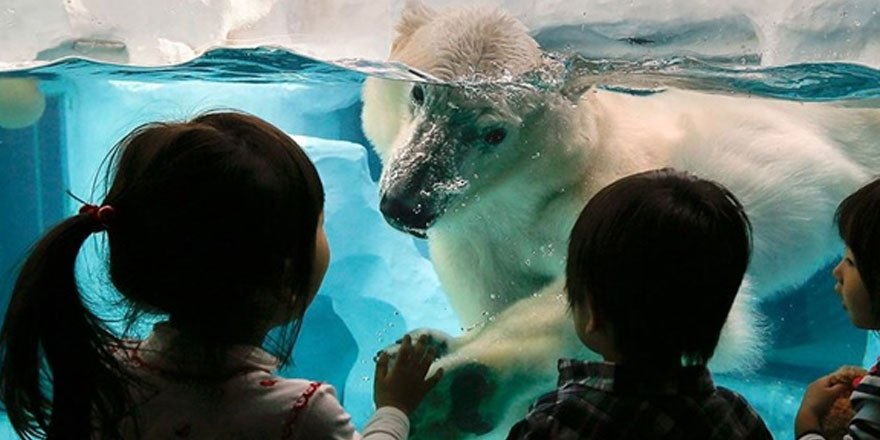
[
  {"left": 263, "top": 258, "right": 300, "bottom": 326},
  {"left": 282, "top": 257, "right": 297, "bottom": 298}
]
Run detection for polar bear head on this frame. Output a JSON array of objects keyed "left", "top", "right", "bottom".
[{"left": 362, "top": 1, "right": 578, "bottom": 237}]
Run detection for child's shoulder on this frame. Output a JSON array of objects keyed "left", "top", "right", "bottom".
[
  {"left": 235, "top": 373, "right": 354, "bottom": 438},
  {"left": 714, "top": 385, "right": 757, "bottom": 405},
  {"left": 231, "top": 370, "right": 331, "bottom": 403},
  {"left": 223, "top": 372, "right": 353, "bottom": 437},
  {"left": 713, "top": 385, "right": 769, "bottom": 424}
]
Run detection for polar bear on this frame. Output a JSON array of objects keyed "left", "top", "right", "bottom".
[{"left": 361, "top": 1, "right": 880, "bottom": 438}]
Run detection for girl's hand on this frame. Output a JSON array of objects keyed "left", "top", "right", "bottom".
[
  {"left": 795, "top": 373, "right": 849, "bottom": 436},
  {"left": 374, "top": 334, "right": 444, "bottom": 416}
]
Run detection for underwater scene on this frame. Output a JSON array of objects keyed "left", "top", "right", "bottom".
[{"left": 2, "top": 1, "right": 880, "bottom": 439}]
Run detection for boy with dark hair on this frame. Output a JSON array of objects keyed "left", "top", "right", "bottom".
[{"left": 506, "top": 168, "right": 772, "bottom": 440}]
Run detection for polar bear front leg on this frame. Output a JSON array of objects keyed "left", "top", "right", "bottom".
[{"left": 405, "top": 280, "right": 595, "bottom": 439}]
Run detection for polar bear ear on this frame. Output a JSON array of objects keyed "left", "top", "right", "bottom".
[
  {"left": 392, "top": 0, "right": 436, "bottom": 53},
  {"left": 556, "top": 58, "right": 596, "bottom": 102},
  {"left": 560, "top": 75, "right": 595, "bottom": 103}
]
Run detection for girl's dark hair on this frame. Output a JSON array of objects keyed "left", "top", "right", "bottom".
[
  {"left": 836, "top": 177, "right": 880, "bottom": 319},
  {"left": 566, "top": 168, "right": 752, "bottom": 366},
  {"left": 0, "top": 111, "right": 325, "bottom": 439}
]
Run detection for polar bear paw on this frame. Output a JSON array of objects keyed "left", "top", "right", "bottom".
[
  {"left": 377, "top": 328, "right": 455, "bottom": 361},
  {"left": 378, "top": 330, "right": 502, "bottom": 438}
]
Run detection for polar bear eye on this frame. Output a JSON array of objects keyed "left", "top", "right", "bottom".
[
  {"left": 484, "top": 128, "right": 507, "bottom": 145},
  {"left": 411, "top": 85, "right": 425, "bottom": 106}
]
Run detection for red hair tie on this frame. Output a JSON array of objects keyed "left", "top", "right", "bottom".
[{"left": 79, "top": 204, "right": 115, "bottom": 231}]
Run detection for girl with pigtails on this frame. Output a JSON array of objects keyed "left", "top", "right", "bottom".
[{"left": 0, "top": 111, "right": 441, "bottom": 440}]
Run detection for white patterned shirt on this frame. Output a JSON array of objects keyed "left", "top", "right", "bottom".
[{"left": 106, "top": 322, "right": 409, "bottom": 440}]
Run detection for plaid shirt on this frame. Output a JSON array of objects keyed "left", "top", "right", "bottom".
[{"left": 506, "top": 359, "right": 772, "bottom": 440}]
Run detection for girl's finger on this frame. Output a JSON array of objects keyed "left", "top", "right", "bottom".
[
  {"left": 828, "top": 383, "right": 849, "bottom": 394},
  {"left": 375, "top": 352, "right": 390, "bottom": 381},
  {"left": 414, "top": 334, "right": 429, "bottom": 357},
  {"left": 420, "top": 347, "right": 436, "bottom": 369},
  {"left": 398, "top": 335, "right": 413, "bottom": 363}
]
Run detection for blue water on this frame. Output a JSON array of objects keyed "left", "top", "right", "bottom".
[{"left": 2, "top": 47, "right": 880, "bottom": 439}]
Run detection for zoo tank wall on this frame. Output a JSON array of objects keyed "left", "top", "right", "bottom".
[{"left": 0, "top": 1, "right": 879, "bottom": 440}]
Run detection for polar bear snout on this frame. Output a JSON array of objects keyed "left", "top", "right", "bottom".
[
  {"left": 379, "top": 191, "right": 436, "bottom": 238},
  {"left": 378, "top": 117, "right": 472, "bottom": 237}
]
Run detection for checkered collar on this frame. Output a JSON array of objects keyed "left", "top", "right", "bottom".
[{"left": 556, "top": 358, "right": 716, "bottom": 396}]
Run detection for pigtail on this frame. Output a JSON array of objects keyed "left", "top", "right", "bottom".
[{"left": 0, "top": 213, "right": 130, "bottom": 440}]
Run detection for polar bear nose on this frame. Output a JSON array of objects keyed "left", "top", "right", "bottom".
[{"left": 380, "top": 193, "right": 436, "bottom": 235}]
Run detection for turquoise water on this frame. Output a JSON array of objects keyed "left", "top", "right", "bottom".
[{"left": 1, "top": 47, "right": 880, "bottom": 439}]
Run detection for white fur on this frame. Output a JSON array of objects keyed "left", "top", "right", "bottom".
[{"left": 362, "top": 1, "right": 880, "bottom": 438}]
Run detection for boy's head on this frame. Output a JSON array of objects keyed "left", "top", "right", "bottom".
[{"left": 566, "top": 168, "right": 752, "bottom": 366}]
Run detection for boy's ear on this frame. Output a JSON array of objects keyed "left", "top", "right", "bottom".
[{"left": 583, "top": 296, "right": 601, "bottom": 333}]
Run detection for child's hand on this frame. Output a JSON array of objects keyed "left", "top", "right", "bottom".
[
  {"left": 795, "top": 373, "right": 850, "bottom": 436},
  {"left": 374, "top": 334, "right": 444, "bottom": 416}
]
